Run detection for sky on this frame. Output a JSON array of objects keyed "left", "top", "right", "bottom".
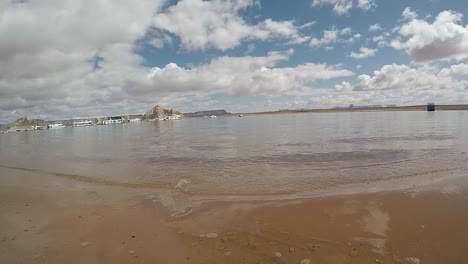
[{"left": 1, "top": 0, "right": 468, "bottom": 123}]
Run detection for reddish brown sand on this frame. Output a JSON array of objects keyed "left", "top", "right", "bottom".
[{"left": 1, "top": 171, "right": 468, "bottom": 264}]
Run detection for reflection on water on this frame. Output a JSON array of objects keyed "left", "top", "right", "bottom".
[{"left": 1, "top": 111, "right": 468, "bottom": 198}]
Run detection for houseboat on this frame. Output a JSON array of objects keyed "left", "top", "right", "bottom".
[
  {"left": 72, "top": 120, "right": 93, "bottom": 127},
  {"left": 165, "top": 115, "right": 181, "bottom": 120},
  {"left": 102, "top": 116, "right": 123, "bottom": 125},
  {"left": 48, "top": 123, "right": 65, "bottom": 129}
]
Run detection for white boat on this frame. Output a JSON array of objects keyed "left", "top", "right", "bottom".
[
  {"left": 48, "top": 123, "right": 65, "bottom": 129},
  {"left": 72, "top": 120, "right": 94, "bottom": 127},
  {"left": 209, "top": 115, "right": 217, "bottom": 118},
  {"left": 160, "top": 115, "right": 181, "bottom": 121},
  {"left": 166, "top": 115, "right": 181, "bottom": 120}
]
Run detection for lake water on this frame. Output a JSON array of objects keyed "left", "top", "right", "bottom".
[{"left": 1, "top": 111, "right": 468, "bottom": 204}]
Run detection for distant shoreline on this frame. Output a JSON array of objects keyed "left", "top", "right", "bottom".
[{"left": 234, "top": 104, "right": 468, "bottom": 117}]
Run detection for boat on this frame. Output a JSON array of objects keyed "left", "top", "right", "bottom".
[
  {"left": 72, "top": 120, "right": 94, "bottom": 127},
  {"left": 210, "top": 115, "right": 217, "bottom": 118},
  {"left": 427, "top": 102, "right": 435, "bottom": 112},
  {"left": 48, "top": 123, "right": 65, "bottom": 129},
  {"left": 238, "top": 114, "right": 243, "bottom": 117}
]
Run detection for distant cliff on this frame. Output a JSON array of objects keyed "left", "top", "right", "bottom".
[
  {"left": 142, "top": 105, "right": 183, "bottom": 120},
  {"left": 183, "top": 109, "right": 231, "bottom": 117},
  {"left": 1, "top": 117, "right": 48, "bottom": 132}
]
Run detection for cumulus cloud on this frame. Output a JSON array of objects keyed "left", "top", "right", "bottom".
[
  {"left": 124, "top": 50, "right": 355, "bottom": 98},
  {"left": 316, "top": 63, "right": 467, "bottom": 109},
  {"left": 369, "top": 24, "right": 382, "bottom": 32},
  {"left": 348, "top": 47, "right": 377, "bottom": 59},
  {"left": 312, "top": 0, "right": 375, "bottom": 16},
  {"left": 372, "top": 32, "right": 390, "bottom": 48},
  {"left": 438, "top": 63, "right": 468, "bottom": 77},
  {"left": 309, "top": 26, "right": 355, "bottom": 47},
  {"left": 401, "top": 7, "right": 417, "bottom": 20},
  {"left": 0, "top": 0, "right": 330, "bottom": 123},
  {"left": 153, "top": 0, "right": 309, "bottom": 51},
  {"left": 350, "top": 64, "right": 468, "bottom": 92},
  {"left": 1, "top": 1, "right": 466, "bottom": 123},
  {"left": 0, "top": 0, "right": 166, "bottom": 121},
  {"left": 356, "top": 0, "right": 376, "bottom": 11},
  {"left": 391, "top": 9, "right": 468, "bottom": 62}
]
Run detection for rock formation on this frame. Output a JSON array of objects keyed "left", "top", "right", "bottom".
[
  {"left": 1, "top": 117, "right": 49, "bottom": 132},
  {"left": 142, "top": 105, "right": 183, "bottom": 120}
]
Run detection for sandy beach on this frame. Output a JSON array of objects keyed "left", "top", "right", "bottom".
[{"left": 1, "top": 165, "right": 468, "bottom": 264}]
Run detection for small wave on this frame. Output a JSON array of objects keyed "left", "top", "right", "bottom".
[
  {"left": 334, "top": 135, "right": 456, "bottom": 144},
  {"left": 0, "top": 164, "right": 171, "bottom": 189}
]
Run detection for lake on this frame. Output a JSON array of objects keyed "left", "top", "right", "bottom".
[{"left": 1, "top": 111, "right": 468, "bottom": 205}]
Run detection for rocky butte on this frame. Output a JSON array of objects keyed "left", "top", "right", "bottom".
[
  {"left": 0, "top": 117, "right": 48, "bottom": 133},
  {"left": 142, "top": 105, "right": 183, "bottom": 120}
]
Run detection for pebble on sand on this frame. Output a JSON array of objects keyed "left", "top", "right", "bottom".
[
  {"left": 274, "top": 252, "right": 282, "bottom": 257},
  {"left": 225, "top": 251, "right": 232, "bottom": 256},
  {"left": 406, "top": 257, "right": 421, "bottom": 264},
  {"left": 301, "top": 259, "right": 311, "bottom": 264},
  {"left": 206, "top": 233, "right": 218, "bottom": 238},
  {"left": 80, "top": 242, "right": 89, "bottom": 247}
]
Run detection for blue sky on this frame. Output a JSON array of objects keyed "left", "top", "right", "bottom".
[{"left": 0, "top": 0, "right": 468, "bottom": 122}]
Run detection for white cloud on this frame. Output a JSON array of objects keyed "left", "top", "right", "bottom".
[
  {"left": 344, "top": 33, "right": 361, "bottom": 44},
  {"left": 0, "top": 0, "right": 166, "bottom": 122},
  {"left": 348, "top": 47, "right": 377, "bottom": 59},
  {"left": 372, "top": 32, "right": 390, "bottom": 48},
  {"left": 369, "top": 24, "right": 382, "bottom": 32},
  {"left": 153, "top": 0, "right": 309, "bottom": 51},
  {"left": 402, "top": 7, "right": 417, "bottom": 20},
  {"left": 312, "top": 0, "right": 375, "bottom": 16},
  {"left": 312, "top": 0, "right": 353, "bottom": 16},
  {"left": 335, "top": 81, "right": 352, "bottom": 92},
  {"left": 356, "top": 0, "right": 376, "bottom": 11},
  {"left": 298, "top": 21, "right": 317, "bottom": 29},
  {"left": 310, "top": 26, "right": 355, "bottom": 47},
  {"left": 350, "top": 64, "right": 468, "bottom": 92},
  {"left": 438, "top": 63, "right": 468, "bottom": 77},
  {"left": 391, "top": 10, "right": 468, "bottom": 62},
  {"left": 0, "top": 0, "right": 337, "bottom": 123},
  {"left": 125, "top": 50, "right": 355, "bottom": 98}
]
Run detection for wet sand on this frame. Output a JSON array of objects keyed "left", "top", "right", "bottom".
[{"left": 1, "top": 168, "right": 468, "bottom": 264}]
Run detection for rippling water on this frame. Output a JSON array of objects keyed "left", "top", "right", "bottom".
[{"left": 1, "top": 111, "right": 468, "bottom": 200}]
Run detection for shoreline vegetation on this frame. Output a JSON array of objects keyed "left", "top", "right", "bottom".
[{"left": 1, "top": 104, "right": 468, "bottom": 134}]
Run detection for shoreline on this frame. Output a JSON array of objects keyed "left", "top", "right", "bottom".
[{"left": 235, "top": 104, "right": 468, "bottom": 117}]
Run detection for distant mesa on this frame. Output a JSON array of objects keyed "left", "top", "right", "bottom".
[
  {"left": 1, "top": 117, "right": 48, "bottom": 133},
  {"left": 183, "top": 109, "right": 231, "bottom": 117}
]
